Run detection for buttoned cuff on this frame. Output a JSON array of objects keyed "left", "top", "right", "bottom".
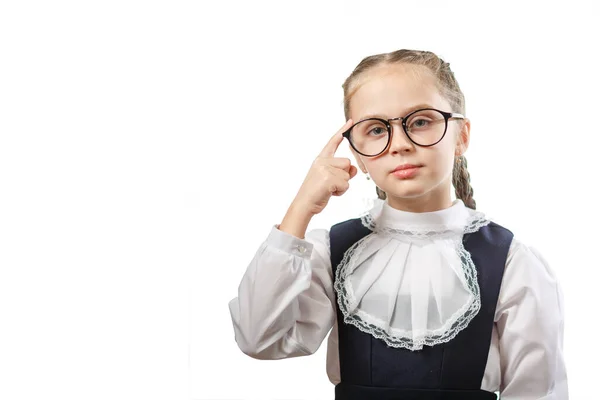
[{"left": 267, "top": 224, "right": 314, "bottom": 259}]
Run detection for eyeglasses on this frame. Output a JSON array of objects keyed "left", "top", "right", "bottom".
[{"left": 342, "top": 108, "right": 465, "bottom": 157}]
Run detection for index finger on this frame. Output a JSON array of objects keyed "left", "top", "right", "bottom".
[{"left": 319, "top": 119, "right": 353, "bottom": 158}]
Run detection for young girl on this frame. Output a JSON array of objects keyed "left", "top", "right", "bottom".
[{"left": 228, "top": 49, "right": 568, "bottom": 399}]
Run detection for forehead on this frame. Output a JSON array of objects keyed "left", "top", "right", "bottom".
[{"left": 349, "top": 64, "right": 449, "bottom": 119}]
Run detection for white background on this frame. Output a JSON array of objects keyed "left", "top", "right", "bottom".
[{"left": 0, "top": 1, "right": 597, "bottom": 399}]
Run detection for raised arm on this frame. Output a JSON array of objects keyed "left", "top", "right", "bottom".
[{"left": 229, "top": 120, "right": 356, "bottom": 360}]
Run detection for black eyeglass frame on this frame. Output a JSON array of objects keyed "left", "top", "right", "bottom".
[{"left": 342, "top": 108, "right": 465, "bottom": 157}]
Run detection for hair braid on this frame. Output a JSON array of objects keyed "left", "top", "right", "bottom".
[{"left": 452, "top": 155, "right": 476, "bottom": 209}]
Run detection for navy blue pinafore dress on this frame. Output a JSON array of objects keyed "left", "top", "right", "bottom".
[{"left": 329, "top": 217, "right": 513, "bottom": 400}]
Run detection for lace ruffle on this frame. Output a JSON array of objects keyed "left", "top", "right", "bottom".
[{"left": 334, "top": 201, "right": 491, "bottom": 351}]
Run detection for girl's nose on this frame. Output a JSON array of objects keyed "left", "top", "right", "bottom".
[{"left": 387, "top": 121, "right": 415, "bottom": 154}]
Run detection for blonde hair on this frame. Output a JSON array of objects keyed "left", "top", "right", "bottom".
[{"left": 342, "top": 49, "right": 476, "bottom": 209}]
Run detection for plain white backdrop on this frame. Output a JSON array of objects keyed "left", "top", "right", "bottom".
[{"left": 0, "top": 1, "right": 597, "bottom": 399}]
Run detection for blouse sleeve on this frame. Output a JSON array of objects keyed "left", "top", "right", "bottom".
[
  {"left": 228, "top": 224, "right": 336, "bottom": 360},
  {"left": 496, "top": 238, "right": 569, "bottom": 399}
]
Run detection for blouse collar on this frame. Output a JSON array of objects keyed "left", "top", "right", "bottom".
[{"left": 361, "top": 198, "right": 478, "bottom": 237}]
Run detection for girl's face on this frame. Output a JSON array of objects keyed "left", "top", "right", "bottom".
[{"left": 348, "top": 64, "right": 470, "bottom": 212}]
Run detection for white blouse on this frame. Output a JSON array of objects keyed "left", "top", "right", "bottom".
[{"left": 228, "top": 199, "right": 568, "bottom": 399}]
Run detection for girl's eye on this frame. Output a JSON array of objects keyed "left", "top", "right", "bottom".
[
  {"left": 367, "top": 127, "right": 386, "bottom": 136},
  {"left": 409, "top": 118, "right": 431, "bottom": 130}
]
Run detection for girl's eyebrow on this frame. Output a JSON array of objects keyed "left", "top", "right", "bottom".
[{"left": 359, "top": 103, "right": 435, "bottom": 120}]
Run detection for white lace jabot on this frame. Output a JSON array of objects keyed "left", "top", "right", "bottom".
[{"left": 334, "top": 198, "right": 491, "bottom": 351}]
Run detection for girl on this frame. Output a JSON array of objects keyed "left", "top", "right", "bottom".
[{"left": 228, "top": 49, "right": 568, "bottom": 399}]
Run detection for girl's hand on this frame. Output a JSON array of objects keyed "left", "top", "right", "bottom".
[{"left": 293, "top": 119, "right": 358, "bottom": 216}]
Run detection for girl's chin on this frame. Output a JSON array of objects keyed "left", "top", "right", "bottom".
[{"left": 383, "top": 178, "right": 426, "bottom": 194}]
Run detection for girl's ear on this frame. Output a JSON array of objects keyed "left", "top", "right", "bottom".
[{"left": 455, "top": 118, "right": 471, "bottom": 156}]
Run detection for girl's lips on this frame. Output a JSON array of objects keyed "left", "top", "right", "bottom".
[{"left": 391, "top": 166, "right": 421, "bottom": 179}]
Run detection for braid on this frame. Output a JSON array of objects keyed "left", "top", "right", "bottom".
[
  {"left": 452, "top": 155, "right": 476, "bottom": 209},
  {"left": 376, "top": 186, "right": 387, "bottom": 200}
]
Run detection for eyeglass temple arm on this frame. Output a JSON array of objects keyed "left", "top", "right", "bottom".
[{"left": 449, "top": 112, "right": 465, "bottom": 120}]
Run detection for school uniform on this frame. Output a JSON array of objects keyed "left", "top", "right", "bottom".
[{"left": 228, "top": 199, "right": 568, "bottom": 399}]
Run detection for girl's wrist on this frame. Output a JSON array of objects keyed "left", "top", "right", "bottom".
[{"left": 279, "top": 201, "right": 314, "bottom": 239}]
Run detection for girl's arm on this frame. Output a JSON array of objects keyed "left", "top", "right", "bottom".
[
  {"left": 496, "top": 239, "right": 568, "bottom": 399},
  {"left": 228, "top": 224, "right": 336, "bottom": 360}
]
